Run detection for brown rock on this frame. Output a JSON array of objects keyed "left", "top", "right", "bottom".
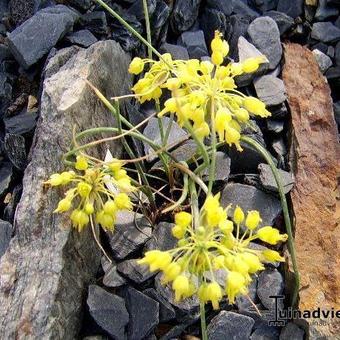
[
  {"left": 282, "top": 43, "right": 340, "bottom": 337},
  {"left": 0, "top": 41, "right": 130, "bottom": 339}
]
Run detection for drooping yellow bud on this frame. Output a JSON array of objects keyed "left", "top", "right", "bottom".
[
  {"left": 114, "top": 193, "right": 132, "bottom": 210},
  {"left": 108, "top": 159, "right": 123, "bottom": 172},
  {"left": 205, "top": 281, "right": 223, "bottom": 310},
  {"left": 219, "top": 219, "right": 234, "bottom": 234},
  {"left": 103, "top": 200, "right": 117, "bottom": 215},
  {"left": 77, "top": 182, "right": 92, "bottom": 198},
  {"left": 233, "top": 205, "right": 244, "bottom": 224},
  {"left": 84, "top": 202, "right": 94, "bottom": 215},
  {"left": 54, "top": 198, "right": 72, "bottom": 213},
  {"left": 175, "top": 211, "right": 192, "bottom": 228},
  {"left": 172, "top": 275, "right": 190, "bottom": 301},
  {"left": 162, "top": 262, "right": 182, "bottom": 283},
  {"left": 60, "top": 171, "right": 75, "bottom": 185},
  {"left": 262, "top": 249, "right": 285, "bottom": 262},
  {"left": 226, "top": 271, "right": 247, "bottom": 303},
  {"left": 243, "top": 97, "right": 271, "bottom": 118},
  {"left": 71, "top": 209, "right": 89, "bottom": 232},
  {"left": 211, "top": 51, "right": 223, "bottom": 66},
  {"left": 96, "top": 210, "right": 115, "bottom": 231},
  {"left": 47, "top": 173, "right": 63, "bottom": 186},
  {"left": 128, "top": 57, "right": 144, "bottom": 75},
  {"left": 75, "top": 155, "right": 88, "bottom": 171},
  {"left": 194, "top": 122, "right": 210, "bottom": 140},
  {"left": 242, "top": 57, "right": 262, "bottom": 73},
  {"left": 245, "top": 210, "right": 262, "bottom": 230},
  {"left": 241, "top": 253, "right": 264, "bottom": 274},
  {"left": 215, "top": 108, "right": 232, "bottom": 141},
  {"left": 257, "top": 226, "right": 288, "bottom": 245},
  {"left": 225, "top": 126, "right": 242, "bottom": 150},
  {"left": 234, "top": 108, "right": 250, "bottom": 123},
  {"left": 172, "top": 225, "right": 186, "bottom": 239}
]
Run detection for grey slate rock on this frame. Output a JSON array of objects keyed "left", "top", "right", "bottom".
[
  {"left": 258, "top": 163, "right": 294, "bottom": 194},
  {"left": 269, "top": 103, "right": 288, "bottom": 118},
  {"left": 200, "top": 8, "right": 229, "bottom": 44},
  {"left": 247, "top": 16, "right": 282, "bottom": 70},
  {"left": 254, "top": 75, "right": 286, "bottom": 107},
  {"left": 117, "top": 259, "right": 155, "bottom": 284},
  {"left": 311, "top": 22, "right": 340, "bottom": 43},
  {"left": 4, "top": 110, "right": 38, "bottom": 135},
  {"left": 202, "top": 151, "right": 231, "bottom": 182},
  {"left": 272, "top": 138, "right": 287, "bottom": 156},
  {"left": 232, "top": 0, "right": 259, "bottom": 18},
  {"left": 266, "top": 11, "right": 294, "bottom": 36},
  {"left": 0, "top": 44, "right": 13, "bottom": 62},
  {"left": 66, "top": 29, "right": 98, "bottom": 47},
  {"left": 87, "top": 285, "right": 129, "bottom": 340},
  {"left": 150, "top": 0, "right": 170, "bottom": 46},
  {"left": 102, "top": 263, "right": 127, "bottom": 288},
  {"left": 4, "top": 133, "right": 27, "bottom": 170},
  {"left": 127, "top": 0, "right": 157, "bottom": 21},
  {"left": 250, "top": 325, "right": 280, "bottom": 340},
  {"left": 160, "top": 43, "right": 189, "bottom": 60},
  {"left": 179, "top": 30, "right": 209, "bottom": 59},
  {"left": 266, "top": 119, "right": 284, "bottom": 133},
  {"left": 3, "top": 184, "right": 22, "bottom": 224},
  {"left": 312, "top": 49, "right": 333, "bottom": 73},
  {"left": 257, "top": 269, "right": 284, "bottom": 310},
  {"left": 143, "top": 288, "right": 176, "bottom": 323},
  {"left": 334, "top": 41, "right": 340, "bottom": 65},
  {"left": 236, "top": 276, "right": 258, "bottom": 312},
  {"left": 143, "top": 117, "right": 188, "bottom": 161},
  {"left": 145, "top": 221, "right": 177, "bottom": 252},
  {"left": 315, "top": 0, "right": 339, "bottom": 21},
  {"left": 207, "top": 0, "right": 233, "bottom": 15},
  {"left": 82, "top": 11, "right": 107, "bottom": 35},
  {"left": 221, "top": 183, "right": 282, "bottom": 227},
  {"left": 108, "top": 210, "right": 152, "bottom": 260},
  {"left": 207, "top": 311, "right": 255, "bottom": 340},
  {"left": 327, "top": 45, "right": 335, "bottom": 59},
  {"left": 7, "top": 5, "right": 79, "bottom": 69},
  {"left": 0, "top": 219, "right": 12, "bottom": 258},
  {"left": 279, "top": 322, "right": 305, "bottom": 340},
  {"left": 277, "top": 0, "right": 304, "bottom": 18},
  {"left": 125, "top": 287, "right": 159, "bottom": 340},
  {"left": 68, "top": 0, "right": 91, "bottom": 10},
  {"left": 170, "top": 0, "right": 201, "bottom": 34},
  {"left": 334, "top": 101, "right": 340, "bottom": 125},
  {"left": 0, "top": 161, "right": 12, "bottom": 196},
  {"left": 248, "top": 0, "right": 278, "bottom": 13}
]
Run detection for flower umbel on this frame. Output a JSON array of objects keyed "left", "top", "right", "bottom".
[
  {"left": 45, "top": 155, "right": 136, "bottom": 232},
  {"left": 138, "top": 194, "right": 287, "bottom": 308},
  {"left": 129, "top": 30, "right": 270, "bottom": 150}
]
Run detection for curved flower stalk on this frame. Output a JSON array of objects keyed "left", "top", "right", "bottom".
[
  {"left": 128, "top": 31, "right": 271, "bottom": 151},
  {"left": 45, "top": 154, "right": 136, "bottom": 232},
  {"left": 138, "top": 193, "right": 287, "bottom": 309}
]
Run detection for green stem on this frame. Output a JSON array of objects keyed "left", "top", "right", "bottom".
[
  {"left": 208, "top": 99, "right": 216, "bottom": 195},
  {"left": 162, "top": 173, "right": 188, "bottom": 213},
  {"left": 94, "top": 0, "right": 163, "bottom": 60},
  {"left": 200, "top": 301, "right": 208, "bottom": 340},
  {"left": 164, "top": 112, "right": 174, "bottom": 146},
  {"left": 241, "top": 135, "right": 300, "bottom": 308},
  {"left": 142, "top": 0, "right": 152, "bottom": 59}
]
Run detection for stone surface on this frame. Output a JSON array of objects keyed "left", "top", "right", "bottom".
[
  {"left": 4, "top": 110, "right": 38, "bottom": 135},
  {"left": 108, "top": 210, "right": 152, "bottom": 260},
  {"left": 247, "top": 16, "right": 282, "bottom": 70},
  {"left": 236, "top": 276, "right": 258, "bottom": 312},
  {"left": 229, "top": 14, "right": 252, "bottom": 60},
  {"left": 0, "top": 40, "right": 130, "bottom": 339},
  {"left": 266, "top": 119, "right": 284, "bottom": 133},
  {"left": 279, "top": 322, "right": 305, "bottom": 340},
  {"left": 7, "top": 5, "right": 79, "bottom": 69},
  {"left": 160, "top": 43, "right": 189, "bottom": 60},
  {"left": 179, "top": 30, "right": 209, "bottom": 59},
  {"left": 82, "top": 11, "right": 107, "bottom": 35},
  {"left": 206, "top": 0, "right": 233, "bottom": 15},
  {"left": 232, "top": 0, "right": 259, "bottom": 18},
  {"left": 258, "top": 163, "right": 294, "bottom": 194},
  {"left": 0, "top": 219, "right": 12, "bottom": 258},
  {"left": 221, "top": 183, "right": 282, "bottom": 228},
  {"left": 66, "top": 29, "right": 98, "bottom": 48},
  {"left": 312, "top": 49, "right": 333, "bottom": 73},
  {"left": 202, "top": 151, "right": 231, "bottom": 181},
  {"left": 277, "top": 0, "right": 304, "bottom": 18},
  {"left": 143, "top": 288, "right": 176, "bottom": 323},
  {"left": 4, "top": 133, "right": 27, "bottom": 170},
  {"left": 250, "top": 325, "right": 280, "bottom": 340},
  {"left": 254, "top": 75, "right": 286, "bottom": 106},
  {"left": 87, "top": 285, "right": 129, "bottom": 340},
  {"left": 145, "top": 221, "right": 177, "bottom": 252},
  {"left": 170, "top": 0, "right": 201, "bottom": 34},
  {"left": 311, "top": 22, "right": 340, "bottom": 43},
  {"left": 143, "top": 117, "right": 188, "bottom": 161},
  {"left": 207, "top": 311, "right": 255, "bottom": 340},
  {"left": 315, "top": 0, "right": 339, "bottom": 21},
  {"left": 257, "top": 269, "right": 284, "bottom": 310},
  {"left": 200, "top": 8, "right": 229, "bottom": 44},
  {"left": 0, "top": 161, "right": 13, "bottom": 196},
  {"left": 266, "top": 11, "right": 294, "bottom": 36},
  {"left": 102, "top": 263, "right": 127, "bottom": 288},
  {"left": 117, "top": 259, "right": 155, "bottom": 284},
  {"left": 249, "top": 0, "right": 278, "bottom": 13},
  {"left": 282, "top": 43, "right": 340, "bottom": 338},
  {"left": 125, "top": 286, "right": 159, "bottom": 340}
]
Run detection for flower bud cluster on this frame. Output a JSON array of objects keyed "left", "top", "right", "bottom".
[
  {"left": 138, "top": 193, "right": 287, "bottom": 308},
  {"left": 45, "top": 155, "right": 135, "bottom": 232},
  {"left": 128, "top": 31, "right": 270, "bottom": 150}
]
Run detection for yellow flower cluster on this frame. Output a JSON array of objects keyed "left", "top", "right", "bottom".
[
  {"left": 45, "top": 155, "right": 135, "bottom": 232},
  {"left": 138, "top": 194, "right": 287, "bottom": 308},
  {"left": 128, "top": 31, "right": 270, "bottom": 150}
]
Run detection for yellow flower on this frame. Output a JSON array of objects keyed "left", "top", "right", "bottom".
[
  {"left": 242, "top": 57, "right": 264, "bottom": 73},
  {"left": 257, "top": 226, "right": 288, "bottom": 245},
  {"left": 77, "top": 182, "right": 92, "bottom": 198},
  {"left": 103, "top": 200, "right": 117, "bottom": 215},
  {"left": 46, "top": 173, "right": 63, "bottom": 186},
  {"left": 172, "top": 275, "right": 190, "bottom": 301},
  {"left": 75, "top": 155, "right": 88, "bottom": 171},
  {"left": 172, "top": 224, "right": 186, "bottom": 239},
  {"left": 114, "top": 193, "right": 132, "bottom": 210},
  {"left": 96, "top": 210, "right": 115, "bottom": 231},
  {"left": 162, "top": 262, "right": 182, "bottom": 283},
  {"left": 54, "top": 198, "right": 72, "bottom": 213},
  {"left": 71, "top": 209, "right": 89, "bottom": 232},
  {"left": 245, "top": 210, "right": 262, "bottom": 230},
  {"left": 175, "top": 211, "right": 192, "bottom": 228},
  {"left": 205, "top": 282, "right": 223, "bottom": 310},
  {"left": 261, "top": 249, "right": 285, "bottom": 262},
  {"left": 241, "top": 253, "right": 265, "bottom": 274},
  {"left": 243, "top": 97, "right": 271, "bottom": 118},
  {"left": 233, "top": 206, "right": 245, "bottom": 225},
  {"left": 226, "top": 271, "right": 247, "bottom": 303},
  {"left": 128, "top": 57, "right": 144, "bottom": 75}
]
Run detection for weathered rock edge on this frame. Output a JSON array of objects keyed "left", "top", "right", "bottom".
[
  {"left": 0, "top": 40, "right": 131, "bottom": 339},
  {"left": 283, "top": 43, "right": 340, "bottom": 338}
]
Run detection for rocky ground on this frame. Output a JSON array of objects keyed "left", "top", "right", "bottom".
[{"left": 0, "top": 0, "right": 339, "bottom": 339}]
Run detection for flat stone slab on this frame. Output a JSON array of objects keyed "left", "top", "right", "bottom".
[
  {"left": 0, "top": 40, "right": 131, "bottom": 339},
  {"left": 283, "top": 43, "right": 340, "bottom": 338}
]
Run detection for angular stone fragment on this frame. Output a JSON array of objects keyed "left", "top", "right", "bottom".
[
  {"left": 102, "top": 263, "right": 127, "bottom": 288},
  {"left": 311, "top": 22, "right": 340, "bottom": 43},
  {"left": 247, "top": 16, "right": 282, "bottom": 70},
  {"left": 160, "top": 43, "right": 189, "bottom": 60},
  {"left": 279, "top": 322, "right": 305, "bottom": 340},
  {"left": 179, "top": 30, "right": 209, "bottom": 59},
  {"left": 117, "top": 259, "right": 155, "bottom": 284},
  {"left": 0, "top": 219, "right": 12, "bottom": 258},
  {"left": 0, "top": 161, "right": 13, "bottom": 196},
  {"left": 202, "top": 151, "right": 231, "bottom": 182},
  {"left": 266, "top": 11, "right": 294, "bottom": 36},
  {"left": 207, "top": 311, "right": 255, "bottom": 340},
  {"left": 66, "top": 29, "right": 98, "bottom": 48},
  {"left": 0, "top": 40, "right": 130, "bottom": 339},
  {"left": 254, "top": 75, "right": 286, "bottom": 106},
  {"left": 170, "top": 0, "right": 201, "bottom": 34},
  {"left": 277, "top": 0, "right": 304, "bottom": 18},
  {"left": 221, "top": 183, "right": 282, "bottom": 228},
  {"left": 282, "top": 43, "right": 340, "bottom": 338},
  {"left": 145, "top": 221, "right": 177, "bottom": 252},
  {"left": 108, "top": 211, "right": 152, "bottom": 260},
  {"left": 312, "top": 49, "right": 333, "bottom": 73},
  {"left": 7, "top": 5, "right": 79, "bottom": 69},
  {"left": 87, "top": 285, "right": 129, "bottom": 340}
]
